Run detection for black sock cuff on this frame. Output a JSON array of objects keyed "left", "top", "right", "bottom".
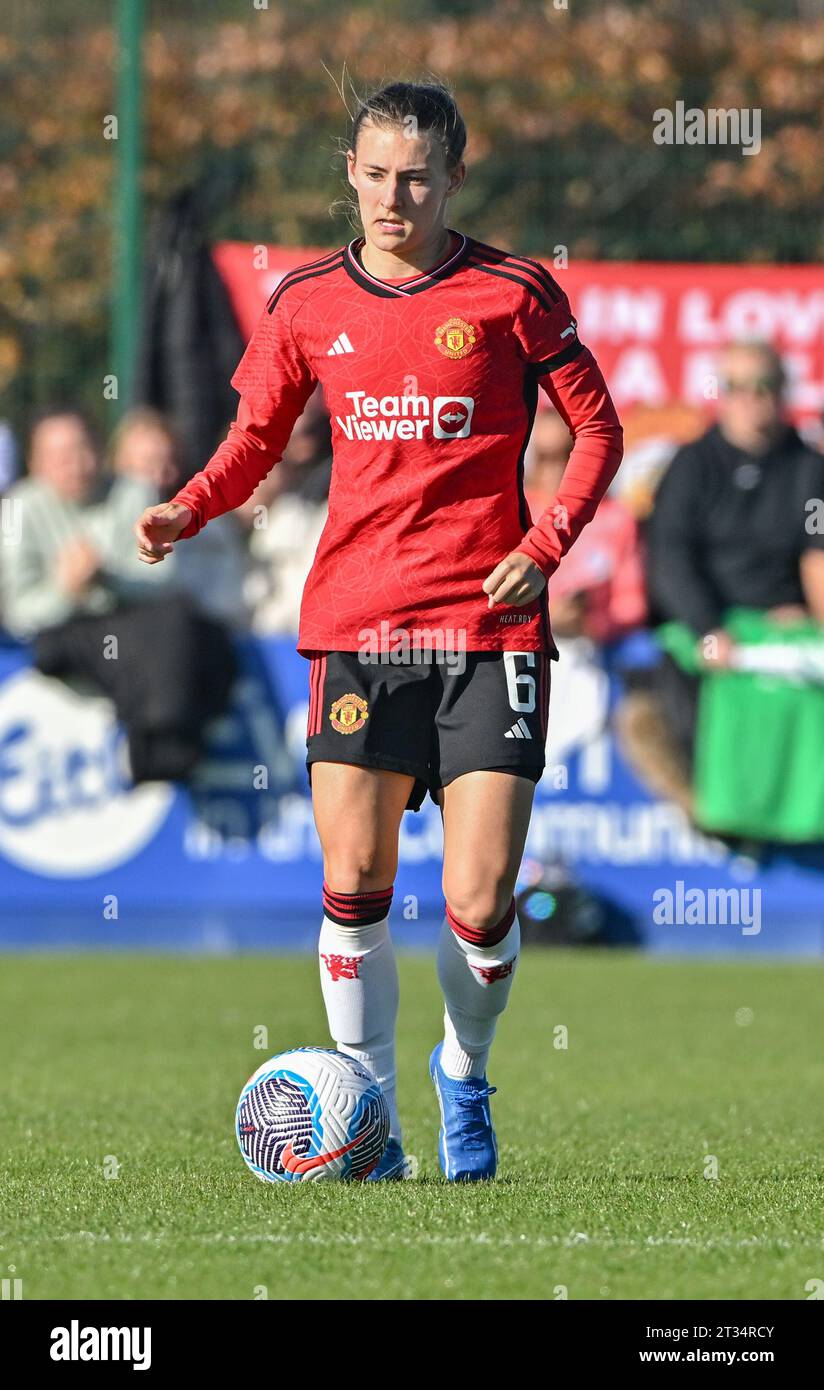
[{"left": 322, "top": 881, "right": 394, "bottom": 927}]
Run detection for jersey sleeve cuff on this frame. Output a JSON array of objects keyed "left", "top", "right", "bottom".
[
  {"left": 515, "top": 536, "right": 561, "bottom": 579},
  {"left": 171, "top": 494, "right": 203, "bottom": 539}
]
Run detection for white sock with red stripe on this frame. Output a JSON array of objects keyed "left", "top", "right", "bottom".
[
  {"left": 318, "top": 882, "right": 402, "bottom": 1143},
  {"left": 437, "top": 898, "right": 520, "bottom": 1080}
]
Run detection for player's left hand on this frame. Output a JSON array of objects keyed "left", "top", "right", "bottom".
[{"left": 483, "top": 551, "right": 547, "bottom": 608}]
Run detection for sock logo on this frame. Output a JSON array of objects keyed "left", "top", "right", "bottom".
[
  {"left": 469, "top": 957, "right": 516, "bottom": 985},
  {"left": 321, "top": 953, "right": 363, "bottom": 981}
]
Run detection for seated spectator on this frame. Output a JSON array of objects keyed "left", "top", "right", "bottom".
[
  {"left": 1, "top": 407, "right": 176, "bottom": 638},
  {"left": 110, "top": 407, "right": 252, "bottom": 630},
  {"left": 240, "top": 387, "right": 332, "bottom": 635},
  {"left": 0, "top": 407, "right": 236, "bottom": 783},
  {"left": 525, "top": 406, "right": 647, "bottom": 644},
  {"left": 619, "top": 342, "right": 824, "bottom": 822}
]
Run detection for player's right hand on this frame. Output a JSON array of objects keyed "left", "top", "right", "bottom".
[{"left": 134, "top": 501, "right": 193, "bottom": 564}]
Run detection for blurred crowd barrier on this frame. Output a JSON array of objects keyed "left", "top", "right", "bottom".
[{"left": 0, "top": 629, "right": 823, "bottom": 953}]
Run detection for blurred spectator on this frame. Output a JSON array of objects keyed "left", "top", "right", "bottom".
[
  {"left": 0, "top": 407, "right": 236, "bottom": 783},
  {"left": 525, "top": 407, "right": 647, "bottom": 643},
  {"left": 241, "top": 387, "right": 332, "bottom": 635},
  {"left": 1, "top": 408, "right": 175, "bottom": 638},
  {"left": 649, "top": 342, "right": 824, "bottom": 639},
  {"left": 610, "top": 403, "right": 705, "bottom": 521},
  {"left": 110, "top": 407, "right": 252, "bottom": 630},
  {"left": 619, "top": 342, "right": 824, "bottom": 818}
]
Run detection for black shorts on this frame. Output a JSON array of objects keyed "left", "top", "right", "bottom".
[{"left": 305, "top": 649, "right": 552, "bottom": 812}]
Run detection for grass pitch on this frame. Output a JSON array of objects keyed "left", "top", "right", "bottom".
[{"left": 1, "top": 949, "right": 822, "bottom": 1301}]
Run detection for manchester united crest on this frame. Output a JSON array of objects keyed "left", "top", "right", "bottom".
[
  {"left": 434, "top": 316, "right": 477, "bottom": 359},
  {"left": 329, "top": 693, "right": 369, "bottom": 735}
]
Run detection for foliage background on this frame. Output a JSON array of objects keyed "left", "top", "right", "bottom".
[{"left": 2, "top": 0, "right": 823, "bottom": 436}]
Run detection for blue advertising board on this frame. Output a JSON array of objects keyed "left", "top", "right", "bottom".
[{"left": 0, "top": 632, "right": 822, "bottom": 954}]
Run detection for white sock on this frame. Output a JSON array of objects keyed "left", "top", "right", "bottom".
[
  {"left": 318, "top": 902, "right": 401, "bottom": 1143},
  {"left": 437, "top": 906, "right": 520, "bottom": 1080}
]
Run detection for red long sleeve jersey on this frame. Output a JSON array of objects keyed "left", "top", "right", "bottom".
[{"left": 173, "top": 230, "right": 623, "bottom": 659}]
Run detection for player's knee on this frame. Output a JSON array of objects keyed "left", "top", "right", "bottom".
[
  {"left": 443, "top": 878, "right": 515, "bottom": 933},
  {"left": 323, "top": 850, "right": 396, "bottom": 895}
]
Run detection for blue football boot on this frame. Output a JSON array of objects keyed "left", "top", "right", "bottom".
[
  {"left": 429, "top": 1043, "right": 498, "bottom": 1181},
  {"left": 364, "top": 1135, "right": 408, "bottom": 1181}
]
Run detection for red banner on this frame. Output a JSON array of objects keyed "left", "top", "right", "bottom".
[{"left": 213, "top": 242, "right": 824, "bottom": 433}]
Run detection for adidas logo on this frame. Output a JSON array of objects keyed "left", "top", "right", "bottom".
[
  {"left": 504, "top": 718, "right": 532, "bottom": 739},
  {"left": 327, "top": 332, "right": 355, "bottom": 356}
]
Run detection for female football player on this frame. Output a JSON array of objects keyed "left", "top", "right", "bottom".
[{"left": 134, "top": 81, "right": 623, "bottom": 1182}]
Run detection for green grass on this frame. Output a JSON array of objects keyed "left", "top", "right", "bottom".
[{"left": 1, "top": 950, "right": 822, "bottom": 1300}]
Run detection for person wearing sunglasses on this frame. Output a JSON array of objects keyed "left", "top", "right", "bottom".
[{"left": 640, "top": 341, "right": 824, "bottom": 791}]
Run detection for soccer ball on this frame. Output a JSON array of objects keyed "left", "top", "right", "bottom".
[{"left": 235, "top": 1047, "right": 389, "bottom": 1183}]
